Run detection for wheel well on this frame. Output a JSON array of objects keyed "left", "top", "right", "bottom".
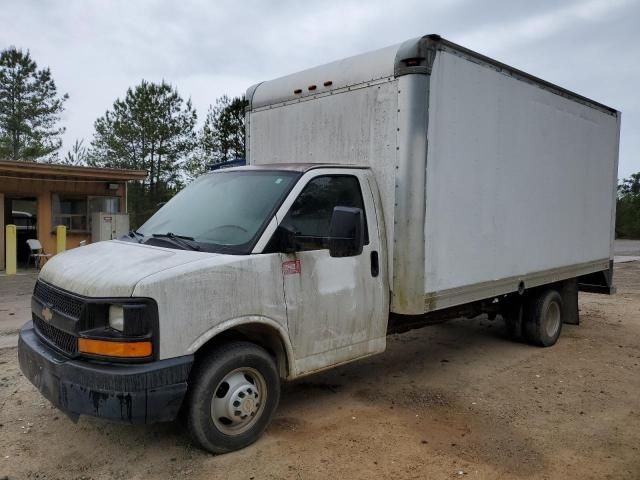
[{"left": 193, "top": 324, "right": 290, "bottom": 379}]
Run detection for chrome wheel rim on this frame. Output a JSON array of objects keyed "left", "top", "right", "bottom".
[
  {"left": 543, "top": 301, "right": 561, "bottom": 338},
  {"left": 211, "top": 367, "right": 267, "bottom": 435}
]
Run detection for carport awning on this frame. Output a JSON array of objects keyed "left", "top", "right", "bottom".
[{"left": 0, "top": 160, "right": 147, "bottom": 182}]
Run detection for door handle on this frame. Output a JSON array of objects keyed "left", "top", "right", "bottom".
[{"left": 370, "top": 251, "right": 379, "bottom": 277}]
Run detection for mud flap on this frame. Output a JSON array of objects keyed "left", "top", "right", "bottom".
[
  {"left": 561, "top": 278, "right": 579, "bottom": 325},
  {"left": 503, "top": 300, "right": 524, "bottom": 340}
]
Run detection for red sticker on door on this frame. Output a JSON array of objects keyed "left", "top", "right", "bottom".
[{"left": 282, "top": 259, "right": 301, "bottom": 275}]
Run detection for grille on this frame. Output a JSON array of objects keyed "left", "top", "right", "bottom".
[
  {"left": 33, "top": 313, "right": 78, "bottom": 355},
  {"left": 34, "top": 281, "right": 83, "bottom": 319}
]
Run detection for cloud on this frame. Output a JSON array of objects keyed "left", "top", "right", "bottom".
[
  {"left": 457, "top": 0, "right": 634, "bottom": 54},
  {"left": 1, "top": 0, "right": 638, "bottom": 177}
]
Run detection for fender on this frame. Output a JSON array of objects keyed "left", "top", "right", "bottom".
[{"left": 187, "top": 315, "right": 296, "bottom": 378}]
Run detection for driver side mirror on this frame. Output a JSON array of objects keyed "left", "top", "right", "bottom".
[{"left": 328, "top": 207, "right": 365, "bottom": 257}]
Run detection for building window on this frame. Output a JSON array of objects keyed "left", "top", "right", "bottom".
[
  {"left": 88, "top": 196, "right": 119, "bottom": 216},
  {"left": 52, "top": 195, "right": 120, "bottom": 232},
  {"left": 88, "top": 196, "right": 120, "bottom": 231},
  {"left": 52, "top": 195, "right": 88, "bottom": 232}
]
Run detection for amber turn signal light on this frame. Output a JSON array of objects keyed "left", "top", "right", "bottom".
[{"left": 78, "top": 338, "right": 152, "bottom": 358}]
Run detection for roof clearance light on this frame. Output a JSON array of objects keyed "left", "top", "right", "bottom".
[
  {"left": 294, "top": 89, "right": 302, "bottom": 94},
  {"left": 323, "top": 81, "right": 333, "bottom": 87},
  {"left": 404, "top": 58, "right": 421, "bottom": 66},
  {"left": 308, "top": 85, "right": 317, "bottom": 91}
]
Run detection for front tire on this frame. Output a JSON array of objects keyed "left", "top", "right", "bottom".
[{"left": 186, "top": 341, "right": 280, "bottom": 454}]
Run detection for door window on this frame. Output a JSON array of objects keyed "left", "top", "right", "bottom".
[{"left": 279, "top": 175, "right": 368, "bottom": 251}]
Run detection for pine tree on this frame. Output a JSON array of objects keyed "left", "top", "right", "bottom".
[
  {"left": 89, "top": 80, "right": 196, "bottom": 226},
  {"left": 0, "top": 47, "right": 68, "bottom": 161},
  {"left": 186, "top": 95, "right": 247, "bottom": 179},
  {"left": 201, "top": 95, "right": 246, "bottom": 163},
  {"left": 89, "top": 80, "right": 197, "bottom": 199},
  {"left": 61, "top": 139, "right": 88, "bottom": 166}
]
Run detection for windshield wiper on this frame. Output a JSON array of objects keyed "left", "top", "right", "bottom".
[
  {"left": 127, "top": 230, "right": 144, "bottom": 243},
  {"left": 151, "top": 232, "right": 201, "bottom": 251}
]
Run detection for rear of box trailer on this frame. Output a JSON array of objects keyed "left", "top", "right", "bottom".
[{"left": 246, "top": 35, "right": 620, "bottom": 316}]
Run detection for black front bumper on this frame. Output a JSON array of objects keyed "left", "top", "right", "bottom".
[{"left": 18, "top": 322, "right": 193, "bottom": 424}]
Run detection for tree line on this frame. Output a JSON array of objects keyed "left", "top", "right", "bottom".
[
  {"left": 617, "top": 173, "right": 640, "bottom": 238},
  {"left": 0, "top": 46, "right": 246, "bottom": 226}
]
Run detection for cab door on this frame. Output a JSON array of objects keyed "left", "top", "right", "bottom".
[{"left": 271, "top": 169, "right": 387, "bottom": 375}]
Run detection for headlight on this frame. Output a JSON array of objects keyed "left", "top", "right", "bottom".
[
  {"left": 107, "top": 303, "right": 149, "bottom": 335},
  {"left": 79, "top": 299, "right": 158, "bottom": 361},
  {"left": 109, "top": 305, "right": 125, "bottom": 331}
]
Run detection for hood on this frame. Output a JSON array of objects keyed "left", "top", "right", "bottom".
[{"left": 39, "top": 240, "right": 213, "bottom": 297}]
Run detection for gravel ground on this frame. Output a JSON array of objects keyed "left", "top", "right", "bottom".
[{"left": 0, "top": 262, "right": 639, "bottom": 479}]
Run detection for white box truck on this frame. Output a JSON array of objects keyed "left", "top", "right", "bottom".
[{"left": 19, "top": 35, "right": 620, "bottom": 453}]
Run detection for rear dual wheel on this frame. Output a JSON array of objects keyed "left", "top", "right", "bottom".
[
  {"left": 523, "top": 289, "right": 563, "bottom": 347},
  {"left": 504, "top": 288, "right": 564, "bottom": 347},
  {"left": 186, "top": 341, "right": 280, "bottom": 454}
]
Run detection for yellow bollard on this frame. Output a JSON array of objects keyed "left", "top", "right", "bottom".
[
  {"left": 56, "top": 225, "right": 67, "bottom": 254},
  {"left": 5, "top": 224, "right": 16, "bottom": 275}
]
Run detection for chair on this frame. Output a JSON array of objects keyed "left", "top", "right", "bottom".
[{"left": 26, "top": 239, "right": 52, "bottom": 269}]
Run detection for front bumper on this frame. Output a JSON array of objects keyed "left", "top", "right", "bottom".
[{"left": 18, "top": 322, "right": 193, "bottom": 424}]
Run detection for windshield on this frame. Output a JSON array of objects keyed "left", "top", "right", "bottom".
[{"left": 138, "top": 170, "right": 299, "bottom": 253}]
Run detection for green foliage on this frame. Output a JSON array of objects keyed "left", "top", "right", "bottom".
[
  {"left": 88, "top": 83, "right": 246, "bottom": 225},
  {"left": 60, "top": 138, "right": 88, "bottom": 166},
  {"left": 618, "top": 173, "right": 640, "bottom": 197},
  {"left": 203, "top": 95, "right": 246, "bottom": 162},
  {"left": 186, "top": 95, "right": 247, "bottom": 179},
  {"left": 616, "top": 173, "right": 640, "bottom": 239},
  {"left": 0, "top": 47, "right": 68, "bottom": 162},
  {"left": 88, "top": 80, "right": 197, "bottom": 214},
  {"left": 126, "top": 181, "right": 183, "bottom": 229}
]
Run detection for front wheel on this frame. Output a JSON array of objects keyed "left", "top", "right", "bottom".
[{"left": 186, "top": 341, "right": 280, "bottom": 453}]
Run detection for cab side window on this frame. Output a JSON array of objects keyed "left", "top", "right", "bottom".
[{"left": 280, "top": 175, "right": 368, "bottom": 252}]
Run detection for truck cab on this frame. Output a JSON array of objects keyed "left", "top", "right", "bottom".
[{"left": 19, "top": 164, "right": 389, "bottom": 453}]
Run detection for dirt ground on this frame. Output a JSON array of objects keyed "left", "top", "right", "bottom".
[
  {"left": 0, "top": 272, "right": 36, "bottom": 349},
  {"left": 0, "top": 262, "right": 639, "bottom": 480}
]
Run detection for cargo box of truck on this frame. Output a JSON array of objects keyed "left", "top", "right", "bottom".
[{"left": 246, "top": 34, "right": 620, "bottom": 316}]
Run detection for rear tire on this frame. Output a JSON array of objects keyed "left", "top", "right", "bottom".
[
  {"left": 186, "top": 341, "right": 280, "bottom": 454},
  {"left": 523, "top": 289, "right": 563, "bottom": 347}
]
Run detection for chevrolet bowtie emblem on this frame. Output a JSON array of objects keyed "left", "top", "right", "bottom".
[{"left": 41, "top": 306, "right": 53, "bottom": 322}]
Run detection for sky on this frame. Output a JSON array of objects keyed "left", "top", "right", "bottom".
[{"left": 1, "top": 0, "right": 639, "bottom": 178}]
